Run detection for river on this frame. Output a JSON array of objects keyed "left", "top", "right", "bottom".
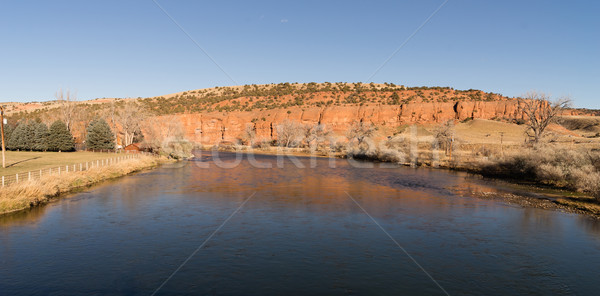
[{"left": 1, "top": 151, "right": 599, "bottom": 295}]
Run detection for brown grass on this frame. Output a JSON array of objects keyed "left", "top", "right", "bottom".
[
  {"left": 0, "top": 151, "right": 126, "bottom": 176},
  {"left": 0, "top": 155, "right": 161, "bottom": 215},
  {"left": 478, "top": 146, "right": 600, "bottom": 200}
]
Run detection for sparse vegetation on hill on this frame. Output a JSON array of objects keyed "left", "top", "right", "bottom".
[{"left": 5, "top": 82, "right": 514, "bottom": 121}]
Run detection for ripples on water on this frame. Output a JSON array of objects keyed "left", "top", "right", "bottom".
[{"left": 1, "top": 151, "right": 599, "bottom": 295}]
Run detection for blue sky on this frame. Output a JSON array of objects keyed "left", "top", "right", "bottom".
[{"left": 1, "top": 0, "right": 598, "bottom": 108}]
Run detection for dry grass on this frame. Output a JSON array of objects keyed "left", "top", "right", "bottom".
[
  {"left": 478, "top": 145, "right": 600, "bottom": 200},
  {"left": 454, "top": 119, "right": 528, "bottom": 145},
  {"left": 0, "top": 151, "right": 123, "bottom": 176},
  {"left": 0, "top": 155, "right": 160, "bottom": 215}
]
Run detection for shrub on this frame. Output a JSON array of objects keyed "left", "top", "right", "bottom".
[
  {"left": 480, "top": 146, "right": 600, "bottom": 200},
  {"left": 160, "top": 139, "right": 194, "bottom": 159}
]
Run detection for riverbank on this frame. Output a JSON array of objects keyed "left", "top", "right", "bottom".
[
  {"left": 0, "top": 155, "right": 166, "bottom": 216},
  {"left": 451, "top": 182, "right": 600, "bottom": 219}
]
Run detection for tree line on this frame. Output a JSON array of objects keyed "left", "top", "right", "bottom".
[{"left": 4, "top": 118, "right": 117, "bottom": 152}]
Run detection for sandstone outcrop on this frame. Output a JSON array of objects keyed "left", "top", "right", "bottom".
[{"left": 161, "top": 99, "right": 580, "bottom": 145}]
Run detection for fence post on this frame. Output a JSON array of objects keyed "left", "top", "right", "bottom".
[
  {"left": 86, "top": 162, "right": 88, "bottom": 170},
  {"left": 16, "top": 173, "right": 18, "bottom": 183},
  {"left": 58, "top": 167, "right": 61, "bottom": 175},
  {"left": 28, "top": 171, "right": 31, "bottom": 181},
  {"left": 80, "top": 163, "right": 82, "bottom": 171},
  {"left": 66, "top": 165, "right": 69, "bottom": 173}
]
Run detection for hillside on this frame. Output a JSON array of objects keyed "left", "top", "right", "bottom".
[{"left": 3, "top": 82, "right": 598, "bottom": 146}]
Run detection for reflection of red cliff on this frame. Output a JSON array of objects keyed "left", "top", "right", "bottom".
[{"left": 157, "top": 100, "right": 585, "bottom": 145}]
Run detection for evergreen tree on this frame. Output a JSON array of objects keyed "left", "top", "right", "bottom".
[
  {"left": 86, "top": 118, "right": 115, "bottom": 150},
  {"left": 2, "top": 123, "right": 14, "bottom": 150},
  {"left": 32, "top": 122, "right": 49, "bottom": 151},
  {"left": 47, "top": 120, "right": 74, "bottom": 152},
  {"left": 23, "top": 122, "right": 37, "bottom": 151},
  {"left": 7, "top": 123, "right": 29, "bottom": 151}
]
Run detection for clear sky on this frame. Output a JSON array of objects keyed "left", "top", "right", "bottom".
[{"left": 1, "top": 0, "right": 598, "bottom": 108}]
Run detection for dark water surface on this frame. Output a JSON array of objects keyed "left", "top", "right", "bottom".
[{"left": 1, "top": 151, "right": 600, "bottom": 295}]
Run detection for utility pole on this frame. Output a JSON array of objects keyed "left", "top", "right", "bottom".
[{"left": 0, "top": 106, "right": 6, "bottom": 168}]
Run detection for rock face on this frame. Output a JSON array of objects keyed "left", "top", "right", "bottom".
[{"left": 160, "top": 99, "right": 582, "bottom": 145}]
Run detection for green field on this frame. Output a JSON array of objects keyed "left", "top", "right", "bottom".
[{"left": 0, "top": 151, "right": 121, "bottom": 176}]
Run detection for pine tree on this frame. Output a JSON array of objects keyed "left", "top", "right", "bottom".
[
  {"left": 86, "top": 118, "right": 115, "bottom": 150},
  {"left": 32, "top": 122, "right": 49, "bottom": 151},
  {"left": 2, "top": 123, "right": 14, "bottom": 150},
  {"left": 7, "top": 123, "right": 30, "bottom": 151},
  {"left": 47, "top": 120, "right": 75, "bottom": 152},
  {"left": 23, "top": 122, "right": 37, "bottom": 151}
]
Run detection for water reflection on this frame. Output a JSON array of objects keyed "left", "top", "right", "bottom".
[{"left": 0, "top": 150, "right": 599, "bottom": 295}]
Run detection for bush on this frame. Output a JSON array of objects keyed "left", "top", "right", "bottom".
[
  {"left": 159, "top": 139, "right": 194, "bottom": 159},
  {"left": 480, "top": 147, "right": 600, "bottom": 200},
  {"left": 346, "top": 137, "right": 406, "bottom": 164}
]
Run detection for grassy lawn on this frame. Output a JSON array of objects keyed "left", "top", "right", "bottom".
[{"left": 0, "top": 151, "right": 121, "bottom": 176}]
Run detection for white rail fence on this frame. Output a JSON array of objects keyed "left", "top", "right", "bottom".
[{"left": 1, "top": 153, "right": 146, "bottom": 188}]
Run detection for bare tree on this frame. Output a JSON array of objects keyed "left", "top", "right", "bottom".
[
  {"left": 521, "top": 92, "right": 572, "bottom": 143},
  {"left": 55, "top": 89, "right": 77, "bottom": 131},
  {"left": 276, "top": 120, "right": 304, "bottom": 147},
  {"left": 141, "top": 115, "right": 185, "bottom": 151},
  {"left": 240, "top": 123, "right": 256, "bottom": 146},
  {"left": 303, "top": 123, "right": 330, "bottom": 151},
  {"left": 346, "top": 121, "right": 376, "bottom": 150},
  {"left": 117, "top": 102, "right": 147, "bottom": 147},
  {"left": 110, "top": 101, "right": 118, "bottom": 149},
  {"left": 434, "top": 120, "right": 455, "bottom": 156}
]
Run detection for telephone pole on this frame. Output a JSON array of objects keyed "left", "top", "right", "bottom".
[{"left": 0, "top": 106, "right": 6, "bottom": 168}]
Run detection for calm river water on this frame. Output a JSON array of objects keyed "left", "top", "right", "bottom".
[{"left": 1, "top": 151, "right": 600, "bottom": 295}]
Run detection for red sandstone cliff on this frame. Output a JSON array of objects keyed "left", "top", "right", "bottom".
[{"left": 160, "top": 99, "right": 582, "bottom": 145}]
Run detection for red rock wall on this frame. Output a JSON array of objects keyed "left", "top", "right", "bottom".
[{"left": 156, "top": 100, "right": 585, "bottom": 145}]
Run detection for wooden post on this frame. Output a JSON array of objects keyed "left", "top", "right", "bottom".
[
  {"left": 16, "top": 173, "right": 18, "bottom": 183},
  {"left": 0, "top": 106, "right": 6, "bottom": 168},
  {"left": 28, "top": 171, "right": 31, "bottom": 181}
]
